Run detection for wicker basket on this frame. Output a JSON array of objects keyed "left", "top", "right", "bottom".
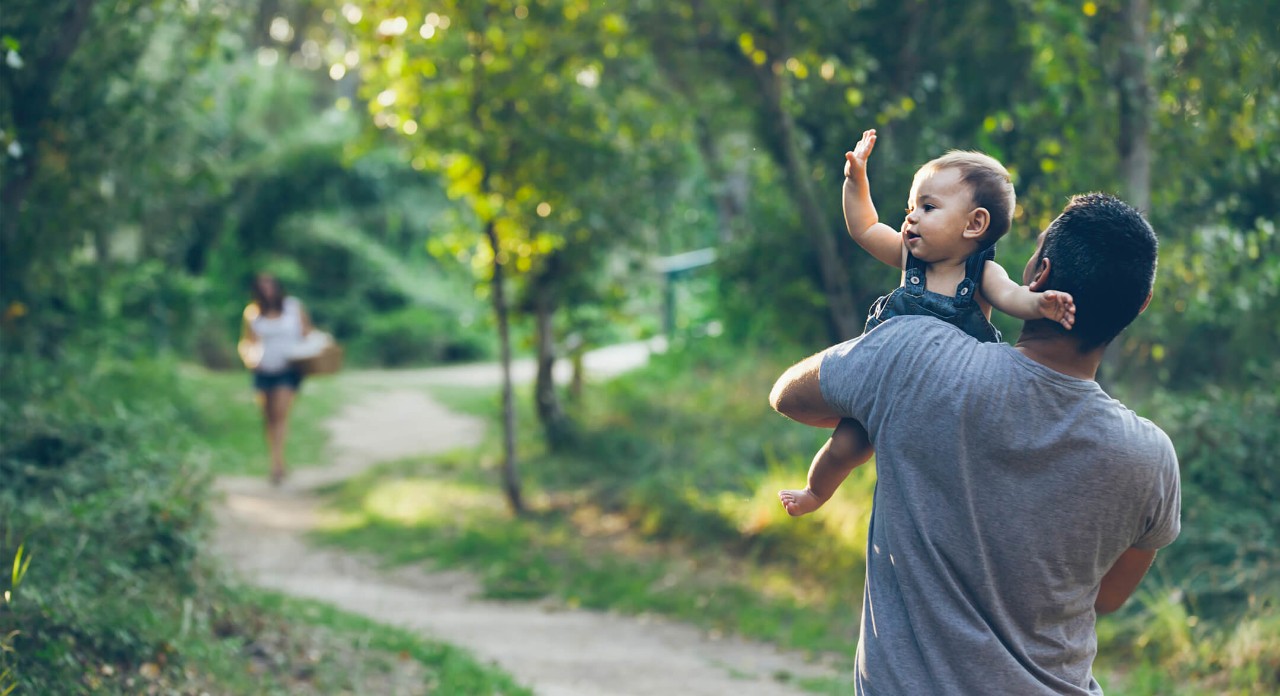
[
  {"left": 291, "top": 342, "right": 343, "bottom": 375},
  {"left": 287, "top": 332, "right": 343, "bottom": 375}
]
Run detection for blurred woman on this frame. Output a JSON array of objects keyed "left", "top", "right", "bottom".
[{"left": 238, "top": 273, "right": 312, "bottom": 485}]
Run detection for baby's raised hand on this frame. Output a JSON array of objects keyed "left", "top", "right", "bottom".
[
  {"left": 844, "top": 129, "right": 878, "bottom": 180},
  {"left": 1039, "top": 290, "right": 1076, "bottom": 330}
]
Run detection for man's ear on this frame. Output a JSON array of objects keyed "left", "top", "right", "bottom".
[
  {"left": 1138, "top": 290, "right": 1153, "bottom": 314},
  {"left": 1028, "top": 257, "right": 1052, "bottom": 291},
  {"left": 962, "top": 207, "right": 991, "bottom": 241}
]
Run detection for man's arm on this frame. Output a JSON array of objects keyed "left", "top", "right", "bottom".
[
  {"left": 1095, "top": 547, "right": 1157, "bottom": 615},
  {"left": 843, "top": 129, "right": 904, "bottom": 269},
  {"left": 769, "top": 352, "right": 842, "bottom": 429}
]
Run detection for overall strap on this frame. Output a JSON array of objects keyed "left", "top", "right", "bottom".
[
  {"left": 953, "top": 243, "right": 997, "bottom": 308},
  {"left": 903, "top": 250, "right": 927, "bottom": 296}
]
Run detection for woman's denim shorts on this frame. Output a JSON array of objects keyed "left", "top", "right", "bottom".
[{"left": 252, "top": 369, "right": 303, "bottom": 392}]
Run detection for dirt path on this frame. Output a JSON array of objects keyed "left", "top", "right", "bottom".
[{"left": 211, "top": 343, "right": 838, "bottom": 695}]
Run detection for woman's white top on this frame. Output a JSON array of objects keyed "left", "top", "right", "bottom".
[{"left": 249, "top": 296, "right": 304, "bottom": 373}]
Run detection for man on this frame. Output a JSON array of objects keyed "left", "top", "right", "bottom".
[{"left": 770, "top": 193, "right": 1181, "bottom": 694}]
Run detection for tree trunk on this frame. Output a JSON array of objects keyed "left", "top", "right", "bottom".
[
  {"left": 569, "top": 348, "right": 585, "bottom": 404},
  {"left": 1101, "top": 0, "right": 1152, "bottom": 387},
  {"left": 533, "top": 291, "right": 570, "bottom": 449},
  {"left": 1118, "top": 0, "right": 1152, "bottom": 213},
  {"left": 485, "top": 218, "right": 524, "bottom": 515},
  {"left": 643, "top": 2, "right": 855, "bottom": 339},
  {"left": 470, "top": 1, "right": 522, "bottom": 514},
  {"left": 754, "top": 64, "right": 862, "bottom": 341},
  {"left": 694, "top": 115, "right": 750, "bottom": 244},
  {"left": 0, "top": 0, "right": 99, "bottom": 298}
]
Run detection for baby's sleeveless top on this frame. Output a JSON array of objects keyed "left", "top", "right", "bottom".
[{"left": 864, "top": 246, "right": 1001, "bottom": 343}]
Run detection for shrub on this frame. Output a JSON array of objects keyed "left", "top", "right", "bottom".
[
  {"left": 346, "top": 306, "right": 490, "bottom": 367},
  {"left": 1138, "top": 387, "right": 1280, "bottom": 618},
  {"left": 0, "top": 350, "right": 210, "bottom": 693}
]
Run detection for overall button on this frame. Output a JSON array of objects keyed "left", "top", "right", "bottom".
[
  {"left": 910, "top": 276, "right": 920, "bottom": 285},
  {"left": 960, "top": 287, "right": 969, "bottom": 295}
]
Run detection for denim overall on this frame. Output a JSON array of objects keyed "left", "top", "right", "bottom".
[{"left": 864, "top": 245, "right": 1002, "bottom": 343}]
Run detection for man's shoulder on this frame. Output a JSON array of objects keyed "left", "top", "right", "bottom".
[
  {"left": 1091, "top": 396, "right": 1178, "bottom": 470},
  {"left": 1131, "top": 412, "right": 1178, "bottom": 468}
]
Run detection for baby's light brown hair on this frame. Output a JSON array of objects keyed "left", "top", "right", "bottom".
[{"left": 915, "top": 151, "right": 1016, "bottom": 245}]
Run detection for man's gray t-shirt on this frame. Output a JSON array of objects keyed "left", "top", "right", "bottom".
[{"left": 819, "top": 316, "right": 1180, "bottom": 695}]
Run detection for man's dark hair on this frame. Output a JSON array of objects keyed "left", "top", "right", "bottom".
[{"left": 1037, "top": 193, "right": 1157, "bottom": 351}]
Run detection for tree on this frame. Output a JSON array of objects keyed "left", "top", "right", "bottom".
[
  {"left": 632, "top": 1, "right": 865, "bottom": 341},
  {"left": 0, "top": 0, "right": 222, "bottom": 349},
  {"left": 350, "top": 0, "right": 696, "bottom": 508}
]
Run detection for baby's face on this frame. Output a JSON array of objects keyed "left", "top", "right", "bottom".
[{"left": 903, "top": 167, "right": 981, "bottom": 264}]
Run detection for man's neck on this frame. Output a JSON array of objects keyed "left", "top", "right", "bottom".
[{"left": 1013, "top": 322, "right": 1105, "bottom": 381}]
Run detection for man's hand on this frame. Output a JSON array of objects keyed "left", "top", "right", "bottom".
[
  {"left": 1038, "top": 290, "right": 1076, "bottom": 330},
  {"left": 844, "top": 129, "right": 878, "bottom": 182}
]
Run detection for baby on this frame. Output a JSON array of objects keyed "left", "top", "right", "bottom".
[{"left": 778, "top": 129, "right": 1075, "bottom": 516}]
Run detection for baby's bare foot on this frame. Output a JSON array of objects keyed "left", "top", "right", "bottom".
[{"left": 778, "top": 488, "right": 823, "bottom": 517}]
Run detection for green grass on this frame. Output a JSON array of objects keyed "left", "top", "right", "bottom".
[
  {"left": 422, "top": 382, "right": 503, "bottom": 419},
  {"left": 1091, "top": 587, "right": 1280, "bottom": 695},
  {"left": 208, "top": 587, "right": 533, "bottom": 695},
  {"left": 180, "top": 364, "right": 347, "bottom": 476},
  {"left": 313, "top": 452, "right": 856, "bottom": 691},
  {"left": 58, "top": 581, "right": 532, "bottom": 694}
]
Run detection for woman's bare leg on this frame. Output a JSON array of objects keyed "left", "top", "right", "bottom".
[
  {"left": 264, "top": 387, "right": 295, "bottom": 484},
  {"left": 258, "top": 389, "right": 276, "bottom": 481}
]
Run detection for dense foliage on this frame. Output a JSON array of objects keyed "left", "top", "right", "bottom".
[{"left": 0, "top": 349, "right": 205, "bottom": 690}]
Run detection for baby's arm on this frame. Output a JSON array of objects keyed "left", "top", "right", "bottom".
[
  {"left": 981, "top": 260, "right": 1075, "bottom": 329},
  {"left": 843, "top": 130, "right": 904, "bottom": 269}
]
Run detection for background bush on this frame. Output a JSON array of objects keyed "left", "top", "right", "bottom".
[
  {"left": 0, "top": 349, "right": 210, "bottom": 692},
  {"left": 346, "top": 306, "right": 491, "bottom": 367},
  {"left": 1136, "top": 387, "right": 1280, "bottom": 618}
]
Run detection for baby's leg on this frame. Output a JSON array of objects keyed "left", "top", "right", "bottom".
[{"left": 779, "top": 419, "right": 873, "bottom": 517}]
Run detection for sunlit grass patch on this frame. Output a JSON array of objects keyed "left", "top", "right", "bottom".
[
  {"left": 423, "top": 384, "right": 501, "bottom": 418},
  {"left": 1095, "top": 586, "right": 1280, "bottom": 694},
  {"left": 326, "top": 476, "right": 508, "bottom": 530}
]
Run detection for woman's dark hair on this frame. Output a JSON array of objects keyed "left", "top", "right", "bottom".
[
  {"left": 251, "top": 273, "right": 285, "bottom": 314},
  {"left": 1036, "top": 193, "right": 1158, "bottom": 351}
]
